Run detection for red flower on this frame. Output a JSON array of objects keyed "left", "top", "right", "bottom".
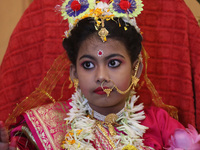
[
  {"left": 101, "top": 0, "right": 111, "bottom": 4},
  {"left": 71, "top": 0, "right": 81, "bottom": 11},
  {"left": 119, "top": 0, "right": 131, "bottom": 11}
]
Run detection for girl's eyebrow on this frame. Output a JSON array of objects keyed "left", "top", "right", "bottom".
[
  {"left": 79, "top": 54, "right": 125, "bottom": 61},
  {"left": 105, "top": 54, "right": 125, "bottom": 60},
  {"left": 79, "top": 55, "right": 95, "bottom": 61}
]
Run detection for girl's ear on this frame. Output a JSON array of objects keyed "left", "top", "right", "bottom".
[
  {"left": 70, "top": 64, "right": 78, "bottom": 81},
  {"left": 137, "top": 61, "right": 143, "bottom": 78},
  {"left": 132, "top": 60, "right": 143, "bottom": 78}
]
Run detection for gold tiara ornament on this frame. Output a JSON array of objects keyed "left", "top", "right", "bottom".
[{"left": 57, "top": 0, "right": 144, "bottom": 41}]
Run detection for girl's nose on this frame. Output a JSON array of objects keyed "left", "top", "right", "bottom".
[{"left": 95, "top": 66, "right": 110, "bottom": 83}]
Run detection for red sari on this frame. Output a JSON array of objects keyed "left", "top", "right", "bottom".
[{"left": 10, "top": 101, "right": 184, "bottom": 150}]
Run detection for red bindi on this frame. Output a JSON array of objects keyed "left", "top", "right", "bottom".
[{"left": 97, "top": 50, "right": 104, "bottom": 57}]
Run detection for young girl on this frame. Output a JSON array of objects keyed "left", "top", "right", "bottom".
[
  {"left": 0, "top": 0, "right": 199, "bottom": 149},
  {"left": 59, "top": 17, "right": 185, "bottom": 149}
]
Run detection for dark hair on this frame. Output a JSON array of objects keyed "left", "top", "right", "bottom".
[{"left": 63, "top": 17, "right": 142, "bottom": 65}]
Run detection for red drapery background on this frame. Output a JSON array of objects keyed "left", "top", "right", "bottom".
[{"left": 0, "top": 0, "right": 200, "bottom": 131}]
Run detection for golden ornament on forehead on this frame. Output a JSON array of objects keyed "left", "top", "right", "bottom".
[
  {"left": 98, "top": 28, "right": 109, "bottom": 42},
  {"left": 98, "top": 19, "right": 109, "bottom": 42}
]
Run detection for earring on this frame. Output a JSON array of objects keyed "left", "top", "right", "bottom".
[
  {"left": 68, "top": 77, "right": 73, "bottom": 89},
  {"left": 131, "top": 60, "right": 140, "bottom": 90},
  {"left": 73, "top": 78, "right": 79, "bottom": 91},
  {"left": 131, "top": 76, "right": 139, "bottom": 91}
]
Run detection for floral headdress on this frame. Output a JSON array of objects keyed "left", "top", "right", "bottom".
[{"left": 57, "top": 0, "right": 144, "bottom": 41}]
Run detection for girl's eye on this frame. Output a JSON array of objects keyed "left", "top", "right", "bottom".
[
  {"left": 108, "top": 60, "right": 121, "bottom": 68},
  {"left": 82, "top": 61, "right": 95, "bottom": 69}
]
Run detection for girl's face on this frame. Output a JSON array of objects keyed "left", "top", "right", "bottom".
[{"left": 70, "top": 35, "right": 136, "bottom": 115}]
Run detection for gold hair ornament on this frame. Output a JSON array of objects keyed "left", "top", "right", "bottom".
[{"left": 98, "top": 19, "right": 109, "bottom": 42}]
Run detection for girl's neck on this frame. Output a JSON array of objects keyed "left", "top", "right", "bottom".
[
  {"left": 87, "top": 103, "right": 125, "bottom": 121},
  {"left": 87, "top": 100, "right": 126, "bottom": 114}
]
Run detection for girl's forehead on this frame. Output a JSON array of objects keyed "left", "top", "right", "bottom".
[{"left": 78, "top": 37, "right": 128, "bottom": 56}]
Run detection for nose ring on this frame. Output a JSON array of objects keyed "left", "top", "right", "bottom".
[
  {"left": 101, "top": 76, "right": 139, "bottom": 97},
  {"left": 101, "top": 80, "right": 114, "bottom": 97}
]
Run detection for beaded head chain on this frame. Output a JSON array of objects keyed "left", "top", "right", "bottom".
[{"left": 56, "top": 0, "right": 144, "bottom": 42}]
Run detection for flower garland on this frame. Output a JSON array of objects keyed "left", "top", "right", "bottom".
[
  {"left": 57, "top": 0, "right": 144, "bottom": 37},
  {"left": 62, "top": 90, "right": 153, "bottom": 150}
]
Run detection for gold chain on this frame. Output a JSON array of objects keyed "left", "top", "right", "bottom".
[
  {"left": 96, "top": 122, "right": 116, "bottom": 149},
  {"left": 101, "top": 59, "right": 140, "bottom": 96}
]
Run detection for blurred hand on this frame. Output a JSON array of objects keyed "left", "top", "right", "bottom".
[{"left": 0, "top": 121, "right": 17, "bottom": 150}]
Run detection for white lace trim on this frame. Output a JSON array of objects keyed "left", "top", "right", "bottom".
[{"left": 86, "top": 104, "right": 124, "bottom": 121}]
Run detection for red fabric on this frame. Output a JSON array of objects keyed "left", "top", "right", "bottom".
[
  {"left": 141, "top": 106, "right": 184, "bottom": 149},
  {"left": 136, "top": 0, "right": 200, "bottom": 131},
  {"left": 11, "top": 102, "right": 184, "bottom": 149},
  {"left": 0, "top": 0, "right": 200, "bottom": 131},
  {"left": 0, "top": 0, "right": 74, "bottom": 122}
]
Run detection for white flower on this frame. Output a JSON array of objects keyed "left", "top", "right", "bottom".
[
  {"left": 95, "top": 2, "right": 109, "bottom": 10},
  {"left": 95, "top": 2, "right": 112, "bottom": 16},
  {"left": 122, "top": 17, "right": 141, "bottom": 33}
]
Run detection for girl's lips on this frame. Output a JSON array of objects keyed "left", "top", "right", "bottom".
[{"left": 94, "top": 87, "right": 109, "bottom": 95}]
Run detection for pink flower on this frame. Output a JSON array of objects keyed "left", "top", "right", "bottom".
[{"left": 168, "top": 125, "right": 200, "bottom": 150}]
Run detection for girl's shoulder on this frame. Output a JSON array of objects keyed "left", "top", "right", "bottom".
[{"left": 141, "top": 106, "right": 185, "bottom": 149}]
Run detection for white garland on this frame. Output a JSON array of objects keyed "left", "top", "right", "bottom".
[{"left": 62, "top": 90, "right": 151, "bottom": 150}]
